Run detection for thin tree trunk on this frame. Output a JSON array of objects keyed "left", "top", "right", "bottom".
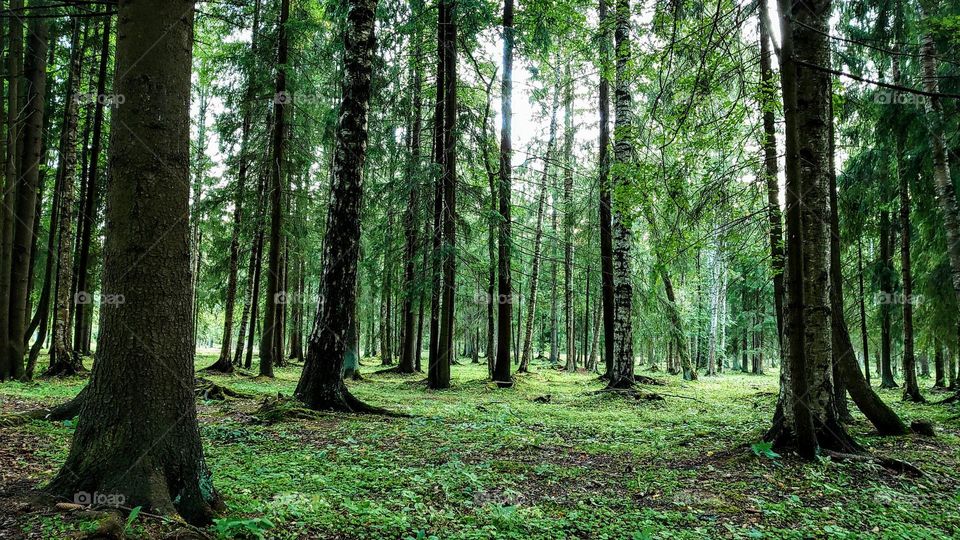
[
  {"left": 857, "top": 239, "right": 871, "bottom": 386},
  {"left": 519, "top": 87, "right": 559, "bottom": 373},
  {"left": 493, "top": 0, "right": 515, "bottom": 387},
  {"left": 562, "top": 64, "right": 576, "bottom": 373},
  {"left": 259, "top": 0, "right": 290, "bottom": 378},
  {"left": 598, "top": 0, "right": 614, "bottom": 377},
  {"left": 47, "top": 19, "right": 84, "bottom": 377}
]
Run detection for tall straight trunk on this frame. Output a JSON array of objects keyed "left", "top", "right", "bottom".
[
  {"left": 897, "top": 104, "right": 922, "bottom": 401},
  {"left": 493, "top": 0, "right": 514, "bottom": 387},
  {"left": 549, "top": 178, "right": 559, "bottom": 365},
  {"left": 244, "top": 165, "right": 269, "bottom": 370},
  {"left": 47, "top": 0, "right": 224, "bottom": 523},
  {"left": 768, "top": 0, "right": 857, "bottom": 457},
  {"left": 607, "top": 0, "right": 636, "bottom": 389},
  {"left": 663, "top": 269, "right": 697, "bottom": 380},
  {"left": 759, "top": 0, "right": 785, "bottom": 352},
  {"left": 597, "top": 0, "right": 614, "bottom": 378},
  {"left": 562, "top": 65, "right": 576, "bottom": 373},
  {"left": 919, "top": 0, "right": 960, "bottom": 311},
  {"left": 236, "top": 157, "right": 268, "bottom": 367},
  {"left": 287, "top": 254, "right": 304, "bottom": 361},
  {"left": 47, "top": 19, "right": 84, "bottom": 377},
  {"left": 73, "top": 9, "right": 112, "bottom": 356},
  {"left": 8, "top": 3, "right": 48, "bottom": 379},
  {"left": 427, "top": 0, "right": 446, "bottom": 383},
  {"left": 210, "top": 0, "right": 262, "bottom": 372},
  {"left": 260, "top": 0, "right": 290, "bottom": 378},
  {"left": 878, "top": 209, "right": 897, "bottom": 388},
  {"left": 398, "top": 4, "right": 424, "bottom": 374},
  {"left": 430, "top": 0, "right": 456, "bottom": 389},
  {"left": 380, "top": 210, "right": 394, "bottom": 365},
  {"left": 857, "top": 239, "right": 871, "bottom": 386},
  {"left": 294, "top": 0, "right": 379, "bottom": 408},
  {"left": 0, "top": 0, "right": 24, "bottom": 381},
  {"left": 519, "top": 88, "right": 559, "bottom": 373}
]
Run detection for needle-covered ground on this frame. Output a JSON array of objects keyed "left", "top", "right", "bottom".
[{"left": 1, "top": 356, "right": 958, "bottom": 539}]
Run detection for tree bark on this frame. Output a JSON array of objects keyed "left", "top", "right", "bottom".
[
  {"left": 519, "top": 89, "right": 559, "bottom": 373},
  {"left": 857, "top": 239, "right": 871, "bottom": 386},
  {"left": 398, "top": 2, "right": 424, "bottom": 374},
  {"left": 879, "top": 208, "right": 897, "bottom": 388},
  {"left": 598, "top": 0, "right": 615, "bottom": 378},
  {"left": 758, "top": 0, "right": 785, "bottom": 353},
  {"left": 767, "top": 0, "right": 858, "bottom": 457},
  {"left": 607, "top": 0, "right": 636, "bottom": 389},
  {"left": 259, "top": 0, "right": 291, "bottom": 378},
  {"left": 46, "top": 0, "right": 224, "bottom": 523},
  {"left": 0, "top": 0, "right": 24, "bottom": 381},
  {"left": 562, "top": 64, "right": 576, "bottom": 373},
  {"left": 295, "top": 0, "right": 379, "bottom": 410},
  {"left": 208, "top": 0, "right": 262, "bottom": 373},
  {"left": 8, "top": 2, "right": 48, "bottom": 379},
  {"left": 493, "top": 0, "right": 515, "bottom": 387},
  {"left": 47, "top": 19, "right": 84, "bottom": 377}
]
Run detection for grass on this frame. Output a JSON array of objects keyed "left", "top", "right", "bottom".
[{"left": 2, "top": 355, "right": 959, "bottom": 539}]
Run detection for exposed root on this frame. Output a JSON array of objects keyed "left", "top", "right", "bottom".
[
  {"left": 0, "top": 387, "right": 87, "bottom": 426},
  {"left": 821, "top": 449, "right": 925, "bottom": 478},
  {"left": 256, "top": 391, "right": 407, "bottom": 424},
  {"left": 592, "top": 386, "right": 665, "bottom": 401},
  {"left": 634, "top": 375, "right": 666, "bottom": 386},
  {"left": 194, "top": 377, "right": 254, "bottom": 401}
]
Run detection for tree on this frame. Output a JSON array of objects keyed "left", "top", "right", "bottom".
[
  {"left": 260, "top": 0, "right": 292, "bottom": 378},
  {"left": 607, "top": 0, "right": 636, "bottom": 389},
  {"left": 767, "top": 0, "right": 857, "bottom": 457},
  {"left": 47, "top": 0, "right": 224, "bottom": 523},
  {"left": 8, "top": 1, "right": 49, "bottom": 379},
  {"left": 597, "top": 0, "right": 615, "bottom": 378},
  {"left": 294, "top": 0, "right": 380, "bottom": 410},
  {"left": 493, "top": 0, "right": 515, "bottom": 387}
]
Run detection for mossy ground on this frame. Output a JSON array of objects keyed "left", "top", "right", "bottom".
[{"left": 1, "top": 355, "right": 958, "bottom": 539}]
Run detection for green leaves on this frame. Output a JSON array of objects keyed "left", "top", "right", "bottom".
[{"left": 750, "top": 441, "right": 781, "bottom": 460}]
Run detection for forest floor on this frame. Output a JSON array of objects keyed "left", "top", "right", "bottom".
[{"left": 1, "top": 356, "right": 958, "bottom": 539}]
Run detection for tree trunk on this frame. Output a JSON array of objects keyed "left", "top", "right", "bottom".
[
  {"left": 607, "top": 0, "right": 636, "bottom": 389},
  {"left": 598, "top": 0, "right": 614, "bottom": 379},
  {"left": 208, "top": 0, "right": 262, "bottom": 373},
  {"left": 295, "top": 0, "right": 379, "bottom": 409},
  {"left": 934, "top": 344, "right": 945, "bottom": 388},
  {"left": 562, "top": 65, "right": 577, "bottom": 373},
  {"left": 47, "top": 19, "right": 84, "bottom": 377},
  {"left": 398, "top": 2, "right": 424, "bottom": 375},
  {"left": 46, "top": 0, "right": 224, "bottom": 523},
  {"left": 493, "top": 0, "right": 515, "bottom": 387},
  {"left": 519, "top": 88, "right": 559, "bottom": 373},
  {"left": 767, "top": 0, "right": 858, "bottom": 457},
  {"left": 878, "top": 209, "right": 897, "bottom": 388},
  {"left": 0, "top": 0, "right": 23, "bottom": 381},
  {"left": 759, "top": 0, "right": 785, "bottom": 353},
  {"left": 857, "top": 239, "right": 871, "bottom": 386},
  {"left": 919, "top": 0, "right": 960, "bottom": 311},
  {"left": 259, "top": 0, "right": 290, "bottom": 378},
  {"left": 72, "top": 10, "right": 111, "bottom": 357},
  {"left": 8, "top": 3, "right": 48, "bottom": 379}
]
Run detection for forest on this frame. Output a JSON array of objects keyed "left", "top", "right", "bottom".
[{"left": 0, "top": 0, "right": 959, "bottom": 537}]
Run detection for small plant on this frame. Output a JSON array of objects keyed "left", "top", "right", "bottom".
[
  {"left": 751, "top": 441, "right": 781, "bottom": 459},
  {"left": 211, "top": 517, "right": 275, "bottom": 540}
]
